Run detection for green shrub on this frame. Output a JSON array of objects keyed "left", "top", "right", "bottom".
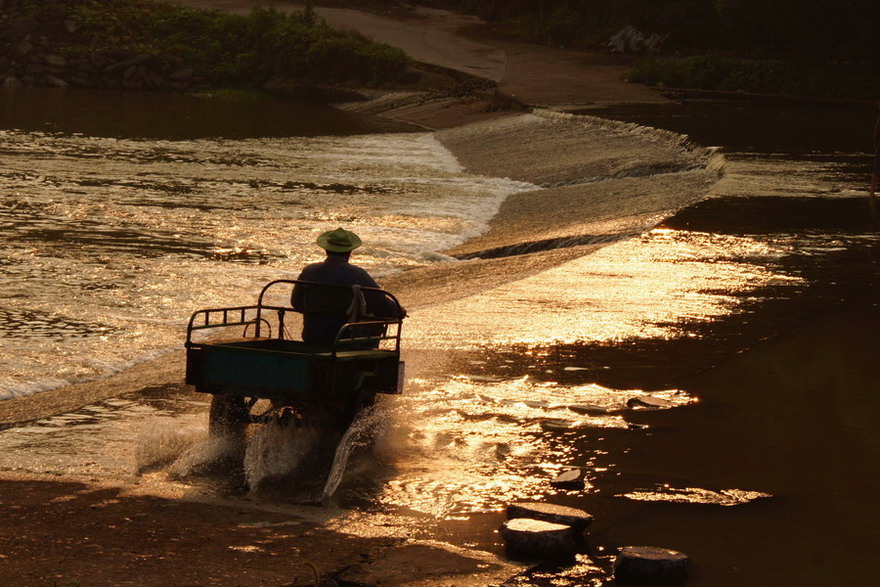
[
  {"left": 8, "top": 0, "right": 410, "bottom": 89},
  {"left": 630, "top": 56, "right": 880, "bottom": 100}
]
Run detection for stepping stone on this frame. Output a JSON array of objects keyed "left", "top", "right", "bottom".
[
  {"left": 499, "top": 518, "right": 577, "bottom": 561},
  {"left": 614, "top": 546, "right": 689, "bottom": 582},
  {"left": 626, "top": 395, "right": 675, "bottom": 409},
  {"left": 506, "top": 502, "right": 594, "bottom": 531},
  {"left": 550, "top": 469, "right": 585, "bottom": 490},
  {"left": 568, "top": 404, "right": 609, "bottom": 415}
]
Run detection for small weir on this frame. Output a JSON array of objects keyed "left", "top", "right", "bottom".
[{"left": 453, "top": 231, "right": 643, "bottom": 260}]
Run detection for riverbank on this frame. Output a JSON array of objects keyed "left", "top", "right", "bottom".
[
  {"left": 0, "top": 0, "right": 416, "bottom": 93},
  {"left": 163, "top": 1, "right": 669, "bottom": 131}
]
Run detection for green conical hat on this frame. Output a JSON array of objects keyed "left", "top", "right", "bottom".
[{"left": 316, "top": 227, "right": 362, "bottom": 252}]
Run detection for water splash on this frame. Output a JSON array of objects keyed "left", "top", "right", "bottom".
[
  {"left": 244, "top": 420, "right": 335, "bottom": 492},
  {"left": 165, "top": 434, "right": 245, "bottom": 480},
  {"left": 322, "top": 405, "right": 386, "bottom": 503},
  {"left": 135, "top": 420, "right": 206, "bottom": 474}
]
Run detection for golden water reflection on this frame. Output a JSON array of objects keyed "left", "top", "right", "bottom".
[
  {"left": 407, "top": 228, "right": 800, "bottom": 348},
  {"left": 619, "top": 485, "right": 773, "bottom": 506},
  {"left": 373, "top": 376, "right": 694, "bottom": 518},
  {"left": 376, "top": 225, "right": 788, "bottom": 519}
]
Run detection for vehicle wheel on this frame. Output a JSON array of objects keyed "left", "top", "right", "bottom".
[{"left": 208, "top": 395, "right": 249, "bottom": 440}]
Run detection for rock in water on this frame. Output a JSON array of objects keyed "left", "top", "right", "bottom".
[
  {"left": 506, "top": 502, "right": 594, "bottom": 531},
  {"left": 45, "top": 54, "right": 67, "bottom": 68},
  {"left": 499, "top": 518, "right": 577, "bottom": 561},
  {"left": 626, "top": 395, "right": 675, "bottom": 409},
  {"left": 550, "top": 468, "right": 585, "bottom": 490},
  {"left": 614, "top": 546, "right": 689, "bottom": 583}
]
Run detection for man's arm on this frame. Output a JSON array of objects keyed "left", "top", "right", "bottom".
[
  {"left": 290, "top": 267, "right": 312, "bottom": 310},
  {"left": 353, "top": 269, "right": 405, "bottom": 319},
  {"left": 363, "top": 287, "right": 406, "bottom": 319}
]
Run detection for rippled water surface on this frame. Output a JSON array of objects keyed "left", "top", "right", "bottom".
[
  {"left": 0, "top": 90, "right": 533, "bottom": 398},
  {"left": 1, "top": 91, "right": 877, "bottom": 586}
]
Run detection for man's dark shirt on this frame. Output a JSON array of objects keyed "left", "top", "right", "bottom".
[{"left": 293, "top": 255, "right": 396, "bottom": 345}]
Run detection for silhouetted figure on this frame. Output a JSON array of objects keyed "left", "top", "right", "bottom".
[{"left": 292, "top": 228, "right": 403, "bottom": 345}]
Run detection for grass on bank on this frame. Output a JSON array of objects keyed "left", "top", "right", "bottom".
[
  {"left": 14, "top": 0, "right": 411, "bottom": 88},
  {"left": 629, "top": 56, "right": 880, "bottom": 101}
]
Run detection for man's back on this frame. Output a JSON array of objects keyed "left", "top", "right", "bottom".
[
  {"left": 292, "top": 228, "right": 402, "bottom": 345},
  {"left": 297, "top": 255, "right": 379, "bottom": 289}
]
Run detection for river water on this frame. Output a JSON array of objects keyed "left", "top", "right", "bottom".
[
  {"left": 0, "top": 87, "right": 534, "bottom": 399},
  {"left": 1, "top": 88, "right": 877, "bottom": 586}
]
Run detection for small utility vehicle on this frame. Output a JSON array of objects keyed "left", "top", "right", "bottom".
[{"left": 184, "top": 279, "right": 405, "bottom": 438}]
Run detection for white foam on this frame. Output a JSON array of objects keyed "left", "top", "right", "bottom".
[
  {"left": 167, "top": 434, "right": 244, "bottom": 479},
  {"left": 0, "top": 346, "right": 177, "bottom": 401},
  {"left": 418, "top": 133, "right": 465, "bottom": 174},
  {"left": 0, "top": 375, "right": 71, "bottom": 401},
  {"left": 135, "top": 420, "right": 207, "bottom": 474}
]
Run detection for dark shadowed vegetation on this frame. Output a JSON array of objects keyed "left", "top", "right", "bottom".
[
  {"left": 0, "top": 0, "right": 411, "bottom": 91},
  {"left": 629, "top": 55, "right": 880, "bottom": 101},
  {"left": 412, "top": 0, "right": 878, "bottom": 62},
  {"left": 335, "top": 0, "right": 879, "bottom": 99}
]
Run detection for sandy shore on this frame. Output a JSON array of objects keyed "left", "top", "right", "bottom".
[{"left": 1, "top": 4, "right": 676, "bottom": 585}]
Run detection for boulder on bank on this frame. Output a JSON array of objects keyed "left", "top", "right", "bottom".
[
  {"left": 44, "top": 54, "right": 67, "bottom": 68},
  {"left": 0, "top": 9, "right": 202, "bottom": 93},
  {"left": 0, "top": 30, "right": 201, "bottom": 93}
]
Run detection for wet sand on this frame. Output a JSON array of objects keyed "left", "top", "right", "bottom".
[{"left": 0, "top": 473, "right": 515, "bottom": 586}]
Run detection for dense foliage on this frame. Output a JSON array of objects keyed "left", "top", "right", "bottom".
[
  {"left": 400, "top": 0, "right": 879, "bottom": 98},
  {"left": 630, "top": 56, "right": 880, "bottom": 100},
  {"left": 4, "top": 0, "right": 410, "bottom": 87},
  {"left": 414, "top": 0, "right": 879, "bottom": 62}
]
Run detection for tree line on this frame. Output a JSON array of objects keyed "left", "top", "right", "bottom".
[
  {"left": 0, "top": 0, "right": 412, "bottom": 90},
  {"left": 414, "top": 0, "right": 878, "bottom": 62}
]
